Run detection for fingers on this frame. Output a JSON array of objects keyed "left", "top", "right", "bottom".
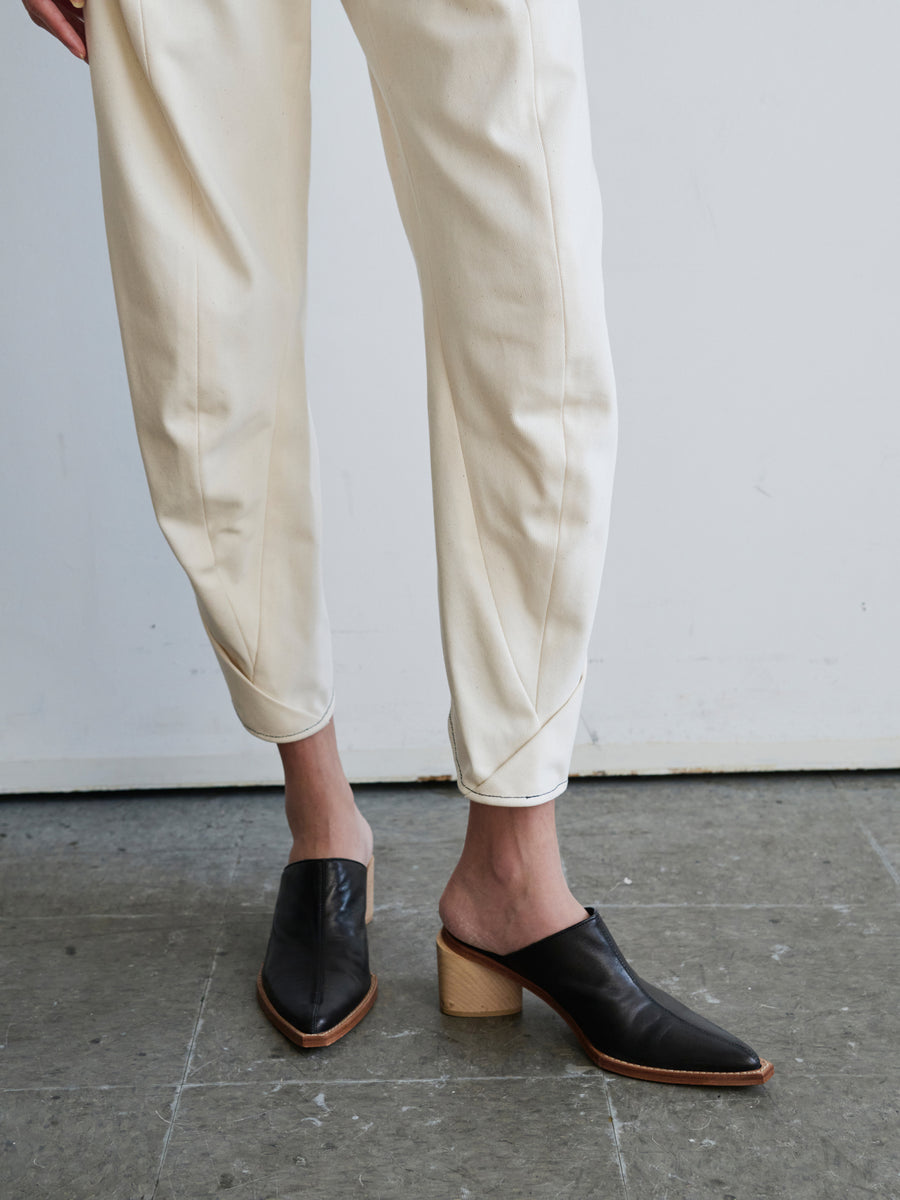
[{"left": 23, "top": 0, "right": 88, "bottom": 61}]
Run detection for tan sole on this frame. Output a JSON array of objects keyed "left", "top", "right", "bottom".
[
  {"left": 257, "top": 969, "right": 378, "bottom": 1049},
  {"left": 437, "top": 929, "right": 774, "bottom": 1088}
]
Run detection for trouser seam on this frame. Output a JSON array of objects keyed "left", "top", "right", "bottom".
[
  {"left": 188, "top": 178, "right": 255, "bottom": 668},
  {"left": 250, "top": 285, "right": 294, "bottom": 686},
  {"left": 251, "top": 34, "right": 310, "bottom": 685},
  {"left": 523, "top": 0, "right": 572, "bottom": 713},
  {"left": 135, "top": 0, "right": 151, "bottom": 79},
  {"left": 134, "top": 0, "right": 256, "bottom": 671},
  {"left": 359, "top": 4, "right": 535, "bottom": 714}
]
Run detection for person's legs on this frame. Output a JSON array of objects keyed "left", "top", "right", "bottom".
[
  {"left": 86, "top": 0, "right": 605, "bottom": 906},
  {"left": 86, "top": 0, "right": 371, "bottom": 849},
  {"left": 346, "top": 1, "right": 772, "bottom": 1083},
  {"left": 85, "top": 0, "right": 375, "bottom": 1046},
  {"left": 439, "top": 799, "right": 585, "bottom": 955},
  {"left": 344, "top": 0, "right": 618, "bottom": 811},
  {"left": 85, "top": 0, "right": 335, "bottom": 748},
  {"left": 342, "top": 0, "right": 616, "bottom": 948},
  {"left": 84, "top": 0, "right": 772, "bottom": 1078},
  {"left": 280, "top": 721, "right": 372, "bottom": 867}
]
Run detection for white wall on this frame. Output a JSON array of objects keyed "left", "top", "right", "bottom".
[{"left": 2, "top": 1, "right": 898, "bottom": 793}]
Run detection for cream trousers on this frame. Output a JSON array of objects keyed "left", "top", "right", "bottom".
[{"left": 85, "top": 0, "right": 618, "bottom": 806}]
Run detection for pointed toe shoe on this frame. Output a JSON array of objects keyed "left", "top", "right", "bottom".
[
  {"left": 257, "top": 857, "right": 377, "bottom": 1048},
  {"left": 437, "top": 908, "right": 773, "bottom": 1086}
]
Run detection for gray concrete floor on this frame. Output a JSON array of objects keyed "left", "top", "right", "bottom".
[{"left": 1, "top": 771, "right": 898, "bottom": 1200}]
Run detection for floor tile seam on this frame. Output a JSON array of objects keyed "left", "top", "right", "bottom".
[
  {"left": 372, "top": 903, "right": 434, "bottom": 910},
  {"left": 590, "top": 902, "right": 878, "bottom": 910},
  {"left": 174, "top": 1068, "right": 896, "bottom": 1089},
  {"left": 857, "top": 822, "right": 900, "bottom": 890},
  {"left": 150, "top": 866, "right": 239, "bottom": 1198},
  {"left": 0, "top": 844, "right": 258, "bottom": 855},
  {"left": 0, "top": 913, "right": 226, "bottom": 923},
  {"left": 2, "top": 902, "right": 871, "bottom": 919},
  {"left": 150, "top": 1025, "right": 207, "bottom": 1195},
  {"left": 0, "top": 905, "right": 440, "bottom": 922},
  {"left": 0, "top": 904, "right": 406, "bottom": 918},
  {"left": 0, "top": 839, "right": 255, "bottom": 854},
  {"left": 603, "top": 1079, "right": 630, "bottom": 1199},
  {"left": 0, "top": 1076, "right": 597, "bottom": 1097},
  {"left": 0, "top": 1082, "right": 178, "bottom": 1094},
  {"left": 173, "top": 1074, "right": 624, "bottom": 1089},
  {"left": 0, "top": 1069, "right": 889, "bottom": 1097}
]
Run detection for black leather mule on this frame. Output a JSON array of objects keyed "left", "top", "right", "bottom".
[
  {"left": 257, "top": 857, "right": 377, "bottom": 1048},
  {"left": 437, "top": 908, "right": 773, "bottom": 1086}
]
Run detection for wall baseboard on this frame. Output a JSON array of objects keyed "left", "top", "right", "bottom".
[{"left": 1, "top": 738, "right": 897, "bottom": 795}]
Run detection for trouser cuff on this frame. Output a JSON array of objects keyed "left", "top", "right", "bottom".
[
  {"left": 456, "top": 775, "right": 569, "bottom": 807},
  {"left": 207, "top": 626, "right": 335, "bottom": 743}
]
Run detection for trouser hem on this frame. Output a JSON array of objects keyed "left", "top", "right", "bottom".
[
  {"left": 455, "top": 774, "right": 569, "bottom": 808},
  {"left": 204, "top": 618, "right": 336, "bottom": 743},
  {"left": 238, "top": 694, "right": 336, "bottom": 744}
]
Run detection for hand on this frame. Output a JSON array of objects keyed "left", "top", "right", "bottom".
[{"left": 22, "top": 0, "right": 88, "bottom": 63}]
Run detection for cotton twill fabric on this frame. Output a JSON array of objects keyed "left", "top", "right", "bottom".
[{"left": 84, "top": 0, "right": 618, "bottom": 805}]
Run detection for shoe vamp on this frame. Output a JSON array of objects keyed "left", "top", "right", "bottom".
[
  {"left": 516, "top": 953, "right": 758, "bottom": 1072},
  {"left": 264, "top": 931, "right": 370, "bottom": 1035}
]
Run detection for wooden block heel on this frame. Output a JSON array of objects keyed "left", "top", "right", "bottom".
[{"left": 436, "top": 929, "right": 523, "bottom": 1017}]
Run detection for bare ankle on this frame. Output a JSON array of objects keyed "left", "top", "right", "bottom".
[
  {"left": 287, "top": 809, "right": 373, "bottom": 866},
  {"left": 278, "top": 720, "right": 373, "bottom": 866},
  {"left": 439, "top": 799, "right": 586, "bottom": 955}
]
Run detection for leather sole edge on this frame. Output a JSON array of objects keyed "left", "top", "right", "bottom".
[
  {"left": 256, "top": 970, "right": 378, "bottom": 1049},
  {"left": 439, "top": 928, "right": 774, "bottom": 1088}
]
